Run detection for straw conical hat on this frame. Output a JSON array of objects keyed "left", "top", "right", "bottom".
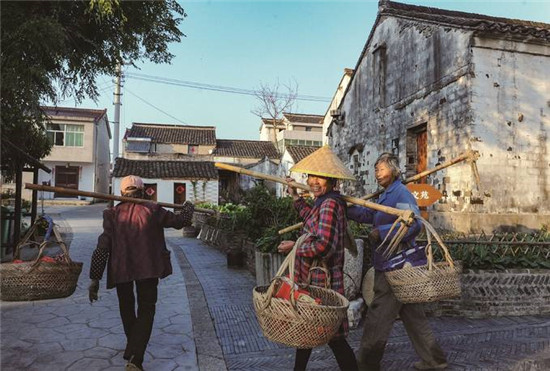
[{"left": 290, "top": 145, "right": 355, "bottom": 180}]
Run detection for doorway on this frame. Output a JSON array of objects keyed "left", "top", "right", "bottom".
[
  {"left": 54, "top": 166, "right": 79, "bottom": 197},
  {"left": 173, "top": 183, "right": 186, "bottom": 205},
  {"left": 143, "top": 183, "right": 157, "bottom": 201}
]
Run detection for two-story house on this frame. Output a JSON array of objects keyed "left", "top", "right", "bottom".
[
  {"left": 38, "top": 106, "right": 111, "bottom": 201},
  {"left": 259, "top": 112, "right": 324, "bottom": 152}
]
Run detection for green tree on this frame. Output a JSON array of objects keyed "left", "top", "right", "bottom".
[{"left": 1, "top": 0, "right": 185, "bottom": 177}]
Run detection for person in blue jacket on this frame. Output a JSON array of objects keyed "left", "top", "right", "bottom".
[{"left": 348, "top": 152, "right": 447, "bottom": 370}]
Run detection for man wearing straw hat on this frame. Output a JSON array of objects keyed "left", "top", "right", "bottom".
[
  {"left": 88, "top": 175, "right": 195, "bottom": 371},
  {"left": 348, "top": 153, "right": 447, "bottom": 370},
  {"left": 278, "top": 146, "right": 358, "bottom": 371}
]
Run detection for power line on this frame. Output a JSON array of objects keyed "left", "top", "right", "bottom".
[
  {"left": 124, "top": 87, "right": 189, "bottom": 125},
  {"left": 125, "top": 72, "right": 332, "bottom": 103}
]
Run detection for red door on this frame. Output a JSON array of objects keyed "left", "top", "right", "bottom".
[
  {"left": 415, "top": 129, "right": 428, "bottom": 219},
  {"left": 144, "top": 183, "right": 157, "bottom": 201},
  {"left": 416, "top": 130, "right": 427, "bottom": 184},
  {"left": 174, "top": 183, "right": 186, "bottom": 205}
]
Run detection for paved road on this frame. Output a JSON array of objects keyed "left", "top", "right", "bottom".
[
  {"left": 173, "top": 235, "right": 550, "bottom": 371},
  {"left": 1, "top": 204, "right": 196, "bottom": 371},
  {"left": 1, "top": 204, "right": 549, "bottom": 370}
]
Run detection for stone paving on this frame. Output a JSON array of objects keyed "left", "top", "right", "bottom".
[
  {"left": 171, "top": 235, "right": 550, "bottom": 371},
  {"left": 1, "top": 204, "right": 549, "bottom": 371},
  {"left": 1, "top": 205, "right": 197, "bottom": 371}
]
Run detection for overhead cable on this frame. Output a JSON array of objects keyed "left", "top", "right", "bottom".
[{"left": 125, "top": 72, "right": 332, "bottom": 103}]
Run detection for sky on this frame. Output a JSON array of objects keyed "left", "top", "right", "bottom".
[{"left": 56, "top": 0, "right": 550, "bottom": 157}]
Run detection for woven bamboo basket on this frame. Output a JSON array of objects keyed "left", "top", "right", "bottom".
[
  {"left": 0, "top": 222, "right": 82, "bottom": 301},
  {"left": 384, "top": 221, "right": 461, "bottom": 304},
  {"left": 253, "top": 235, "right": 349, "bottom": 348}
]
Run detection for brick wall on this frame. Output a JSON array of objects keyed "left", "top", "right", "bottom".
[{"left": 425, "top": 269, "right": 550, "bottom": 318}]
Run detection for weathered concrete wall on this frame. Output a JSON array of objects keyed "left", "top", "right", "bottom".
[
  {"left": 431, "top": 39, "right": 550, "bottom": 232},
  {"left": 333, "top": 17, "right": 473, "bottom": 195},
  {"left": 331, "top": 15, "right": 550, "bottom": 233}
]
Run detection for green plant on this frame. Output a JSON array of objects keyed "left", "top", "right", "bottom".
[{"left": 428, "top": 228, "right": 550, "bottom": 270}]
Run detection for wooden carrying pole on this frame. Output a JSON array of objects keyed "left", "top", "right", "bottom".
[
  {"left": 214, "top": 162, "right": 414, "bottom": 222},
  {"left": 278, "top": 149, "right": 480, "bottom": 235},
  {"left": 25, "top": 183, "right": 216, "bottom": 215}
]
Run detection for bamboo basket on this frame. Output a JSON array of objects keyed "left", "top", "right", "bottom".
[
  {"left": 0, "top": 222, "right": 82, "bottom": 301},
  {"left": 384, "top": 218, "right": 461, "bottom": 303},
  {"left": 253, "top": 235, "right": 349, "bottom": 348}
]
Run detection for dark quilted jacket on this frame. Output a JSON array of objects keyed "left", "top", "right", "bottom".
[{"left": 90, "top": 202, "right": 193, "bottom": 289}]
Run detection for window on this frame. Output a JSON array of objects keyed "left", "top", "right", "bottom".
[
  {"left": 372, "top": 43, "right": 387, "bottom": 108},
  {"left": 305, "top": 127, "right": 312, "bottom": 132},
  {"left": 47, "top": 124, "right": 84, "bottom": 147}
]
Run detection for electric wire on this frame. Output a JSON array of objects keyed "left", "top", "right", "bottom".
[{"left": 125, "top": 72, "right": 332, "bottom": 103}]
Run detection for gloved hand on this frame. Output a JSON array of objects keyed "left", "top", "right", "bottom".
[
  {"left": 181, "top": 201, "right": 195, "bottom": 225},
  {"left": 368, "top": 228, "right": 381, "bottom": 245},
  {"left": 88, "top": 279, "right": 99, "bottom": 303}
]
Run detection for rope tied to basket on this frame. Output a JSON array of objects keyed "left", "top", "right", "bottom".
[
  {"left": 258, "top": 233, "right": 310, "bottom": 313},
  {"left": 375, "top": 209, "right": 415, "bottom": 259}
]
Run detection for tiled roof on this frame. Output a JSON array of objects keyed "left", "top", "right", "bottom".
[
  {"left": 261, "top": 118, "right": 283, "bottom": 126},
  {"left": 381, "top": 1, "right": 549, "bottom": 41},
  {"left": 128, "top": 123, "right": 217, "bottom": 145},
  {"left": 113, "top": 158, "right": 218, "bottom": 179},
  {"left": 285, "top": 145, "right": 320, "bottom": 163},
  {"left": 213, "top": 140, "right": 279, "bottom": 159},
  {"left": 283, "top": 113, "right": 323, "bottom": 125},
  {"left": 42, "top": 106, "right": 107, "bottom": 122}
]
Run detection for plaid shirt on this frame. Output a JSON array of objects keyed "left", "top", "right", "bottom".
[{"left": 293, "top": 191, "right": 348, "bottom": 337}]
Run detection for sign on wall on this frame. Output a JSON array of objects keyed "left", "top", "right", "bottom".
[{"left": 406, "top": 183, "right": 443, "bottom": 207}]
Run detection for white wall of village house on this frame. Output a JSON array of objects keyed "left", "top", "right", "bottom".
[
  {"left": 45, "top": 117, "right": 95, "bottom": 163},
  {"left": 112, "top": 178, "right": 218, "bottom": 205},
  {"left": 322, "top": 70, "right": 353, "bottom": 145},
  {"left": 36, "top": 163, "right": 95, "bottom": 200},
  {"left": 330, "top": 15, "right": 550, "bottom": 233},
  {"left": 276, "top": 150, "right": 308, "bottom": 197}
]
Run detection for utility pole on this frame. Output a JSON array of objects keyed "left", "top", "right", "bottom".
[{"left": 112, "top": 62, "right": 123, "bottom": 166}]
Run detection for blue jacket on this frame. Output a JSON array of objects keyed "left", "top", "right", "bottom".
[{"left": 347, "top": 180, "right": 422, "bottom": 271}]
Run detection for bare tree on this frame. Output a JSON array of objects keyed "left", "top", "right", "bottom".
[{"left": 251, "top": 79, "right": 298, "bottom": 144}]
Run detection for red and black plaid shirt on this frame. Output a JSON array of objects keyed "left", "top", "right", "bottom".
[{"left": 293, "top": 191, "right": 348, "bottom": 337}]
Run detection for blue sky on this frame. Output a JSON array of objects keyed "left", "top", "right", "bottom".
[{"left": 60, "top": 0, "right": 549, "bottom": 155}]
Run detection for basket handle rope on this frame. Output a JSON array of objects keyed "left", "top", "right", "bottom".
[
  {"left": 259, "top": 233, "right": 311, "bottom": 312},
  {"left": 416, "top": 216, "right": 455, "bottom": 270},
  {"left": 23, "top": 225, "right": 72, "bottom": 272},
  {"left": 375, "top": 215, "right": 411, "bottom": 259}
]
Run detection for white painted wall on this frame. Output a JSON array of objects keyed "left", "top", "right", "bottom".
[{"left": 112, "top": 177, "right": 219, "bottom": 206}]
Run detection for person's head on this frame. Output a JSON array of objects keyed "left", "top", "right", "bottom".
[
  {"left": 306, "top": 175, "right": 337, "bottom": 198},
  {"left": 120, "top": 175, "right": 144, "bottom": 198},
  {"left": 374, "top": 152, "right": 400, "bottom": 188}
]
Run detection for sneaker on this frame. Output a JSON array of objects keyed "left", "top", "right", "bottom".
[{"left": 413, "top": 361, "right": 448, "bottom": 370}]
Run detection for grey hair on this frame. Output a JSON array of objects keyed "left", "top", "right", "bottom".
[{"left": 375, "top": 152, "right": 401, "bottom": 178}]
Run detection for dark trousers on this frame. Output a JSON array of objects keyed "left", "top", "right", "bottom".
[
  {"left": 295, "top": 337, "right": 358, "bottom": 371},
  {"left": 357, "top": 272, "right": 447, "bottom": 370},
  {"left": 116, "top": 278, "right": 159, "bottom": 368}
]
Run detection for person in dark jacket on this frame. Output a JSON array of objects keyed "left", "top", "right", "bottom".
[
  {"left": 347, "top": 153, "right": 447, "bottom": 370},
  {"left": 88, "top": 175, "right": 194, "bottom": 371}
]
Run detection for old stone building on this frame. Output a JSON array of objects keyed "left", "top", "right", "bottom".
[{"left": 329, "top": 1, "right": 549, "bottom": 233}]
